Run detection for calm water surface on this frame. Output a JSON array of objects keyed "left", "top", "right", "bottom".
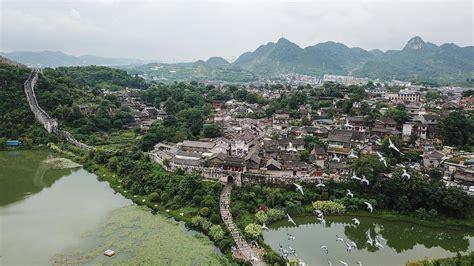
[
  {"left": 263, "top": 215, "right": 474, "bottom": 266},
  {"left": 0, "top": 150, "right": 224, "bottom": 265},
  {"left": 0, "top": 150, "right": 131, "bottom": 264}
]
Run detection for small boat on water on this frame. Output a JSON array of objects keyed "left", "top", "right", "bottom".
[{"left": 103, "top": 249, "right": 116, "bottom": 257}]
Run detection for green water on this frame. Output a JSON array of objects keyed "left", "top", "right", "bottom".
[
  {"left": 263, "top": 215, "right": 474, "bottom": 266},
  {"left": 0, "top": 150, "right": 225, "bottom": 265}
]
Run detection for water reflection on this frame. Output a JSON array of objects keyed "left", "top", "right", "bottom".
[
  {"left": 0, "top": 150, "right": 74, "bottom": 206},
  {"left": 264, "top": 216, "right": 474, "bottom": 266}
]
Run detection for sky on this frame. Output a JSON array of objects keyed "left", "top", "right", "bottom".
[{"left": 1, "top": 0, "right": 473, "bottom": 62}]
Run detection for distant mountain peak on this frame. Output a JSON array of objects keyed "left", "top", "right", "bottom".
[
  {"left": 205, "top": 57, "right": 229, "bottom": 66},
  {"left": 404, "top": 36, "right": 426, "bottom": 50}
]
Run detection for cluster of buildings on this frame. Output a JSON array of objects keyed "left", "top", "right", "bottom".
[
  {"left": 103, "top": 89, "right": 168, "bottom": 130},
  {"left": 147, "top": 83, "right": 473, "bottom": 193}
]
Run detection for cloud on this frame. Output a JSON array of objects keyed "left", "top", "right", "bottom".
[
  {"left": 1, "top": 1, "right": 472, "bottom": 62},
  {"left": 69, "top": 8, "right": 81, "bottom": 20}
]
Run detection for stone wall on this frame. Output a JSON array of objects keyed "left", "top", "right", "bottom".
[
  {"left": 24, "top": 68, "right": 92, "bottom": 150},
  {"left": 148, "top": 152, "right": 242, "bottom": 185},
  {"left": 24, "top": 69, "right": 58, "bottom": 134}
]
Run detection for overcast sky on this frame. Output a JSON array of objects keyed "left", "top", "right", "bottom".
[{"left": 1, "top": 0, "right": 472, "bottom": 62}]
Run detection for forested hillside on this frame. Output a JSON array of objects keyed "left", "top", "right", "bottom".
[
  {"left": 0, "top": 64, "right": 56, "bottom": 145},
  {"left": 0, "top": 64, "right": 145, "bottom": 146}
]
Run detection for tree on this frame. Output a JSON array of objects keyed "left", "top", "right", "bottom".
[
  {"left": 300, "top": 150, "right": 310, "bottom": 163},
  {"left": 439, "top": 111, "right": 473, "bottom": 147},
  {"left": 202, "top": 124, "right": 222, "bottom": 138},
  {"left": 386, "top": 105, "right": 409, "bottom": 126},
  {"left": 209, "top": 225, "right": 225, "bottom": 240},
  {"left": 244, "top": 223, "right": 262, "bottom": 239}
]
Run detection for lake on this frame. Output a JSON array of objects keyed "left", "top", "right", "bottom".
[
  {"left": 0, "top": 150, "right": 225, "bottom": 265},
  {"left": 263, "top": 215, "right": 474, "bottom": 266}
]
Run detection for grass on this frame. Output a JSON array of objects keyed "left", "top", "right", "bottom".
[{"left": 52, "top": 205, "right": 228, "bottom": 265}]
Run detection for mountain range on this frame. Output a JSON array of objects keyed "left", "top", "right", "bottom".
[
  {"left": 232, "top": 36, "right": 473, "bottom": 84},
  {"left": 2, "top": 37, "right": 473, "bottom": 84},
  {"left": 0, "top": 51, "right": 151, "bottom": 67}
]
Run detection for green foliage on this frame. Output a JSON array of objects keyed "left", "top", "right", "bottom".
[
  {"left": 312, "top": 200, "right": 346, "bottom": 214},
  {"left": 439, "top": 111, "right": 473, "bottom": 148},
  {"left": 202, "top": 123, "right": 222, "bottom": 138},
  {"left": 209, "top": 225, "right": 225, "bottom": 241},
  {"left": 255, "top": 210, "right": 268, "bottom": 224},
  {"left": 244, "top": 223, "right": 262, "bottom": 239},
  {"left": 0, "top": 65, "right": 56, "bottom": 144},
  {"left": 386, "top": 104, "right": 409, "bottom": 126},
  {"left": 52, "top": 66, "right": 148, "bottom": 90},
  {"left": 266, "top": 209, "right": 286, "bottom": 222}
]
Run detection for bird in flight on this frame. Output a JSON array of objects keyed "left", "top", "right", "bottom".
[{"left": 388, "top": 138, "right": 404, "bottom": 155}]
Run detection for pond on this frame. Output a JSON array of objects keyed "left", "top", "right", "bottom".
[
  {"left": 0, "top": 150, "right": 225, "bottom": 265},
  {"left": 263, "top": 215, "right": 474, "bottom": 266}
]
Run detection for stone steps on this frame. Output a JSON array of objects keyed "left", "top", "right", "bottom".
[{"left": 219, "top": 184, "right": 265, "bottom": 265}]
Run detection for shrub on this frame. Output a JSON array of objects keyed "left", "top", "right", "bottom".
[
  {"left": 266, "top": 208, "right": 285, "bottom": 222},
  {"left": 149, "top": 192, "right": 160, "bottom": 202},
  {"left": 210, "top": 214, "right": 221, "bottom": 224},
  {"left": 199, "top": 207, "right": 211, "bottom": 217},
  {"left": 191, "top": 216, "right": 206, "bottom": 227},
  {"left": 312, "top": 200, "right": 346, "bottom": 214},
  {"left": 209, "top": 225, "right": 225, "bottom": 240},
  {"left": 255, "top": 210, "right": 268, "bottom": 224},
  {"left": 244, "top": 223, "right": 262, "bottom": 239}
]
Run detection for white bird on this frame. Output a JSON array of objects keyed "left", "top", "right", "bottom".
[
  {"left": 250, "top": 254, "right": 260, "bottom": 262},
  {"left": 346, "top": 189, "right": 354, "bottom": 198},
  {"left": 287, "top": 213, "right": 296, "bottom": 226},
  {"left": 351, "top": 172, "right": 361, "bottom": 182},
  {"left": 364, "top": 202, "right": 374, "bottom": 213},
  {"left": 336, "top": 234, "right": 344, "bottom": 242},
  {"left": 350, "top": 241, "right": 358, "bottom": 249},
  {"left": 344, "top": 241, "right": 352, "bottom": 253},
  {"left": 316, "top": 183, "right": 326, "bottom": 188},
  {"left": 332, "top": 154, "right": 341, "bottom": 162},
  {"left": 261, "top": 223, "right": 269, "bottom": 231},
  {"left": 366, "top": 230, "right": 374, "bottom": 245},
  {"left": 287, "top": 233, "right": 296, "bottom": 240},
  {"left": 289, "top": 246, "right": 296, "bottom": 254},
  {"left": 352, "top": 217, "right": 360, "bottom": 226},
  {"left": 318, "top": 217, "right": 326, "bottom": 226},
  {"left": 374, "top": 239, "right": 385, "bottom": 249},
  {"left": 376, "top": 234, "right": 386, "bottom": 242},
  {"left": 348, "top": 150, "right": 359, "bottom": 159},
  {"left": 315, "top": 209, "right": 324, "bottom": 217},
  {"left": 361, "top": 175, "right": 369, "bottom": 185},
  {"left": 328, "top": 260, "right": 333, "bottom": 266},
  {"left": 357, "top": 262, "right": 363, "bottom": 266},
  {"left": 294, "top": 183, "right": 304, "bottom": 195},
  {"left": 321, "top": 245, "right": 329, "bottom": 254},
  {"left": 402, "top": 169, "right": 411, "bottom": 179},
  {"left": 388, "top": 138, "right": 404, "bottom": 155},
  {"left": 376, "top": 152, "right": 388, "bottom": 167},
  {"left": 396, "top": 163, "right": 406, "bottom": 168},
  {"left": 339, "top": 260, "right": 348, "bottom": 266}
]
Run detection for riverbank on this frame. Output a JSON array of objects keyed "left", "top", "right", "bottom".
[
  {"left": 406, "top": 252, "right": 474, "bottom": 266},
  {"left": 49, "top": 144, "right": 247, "bottom": 264}
]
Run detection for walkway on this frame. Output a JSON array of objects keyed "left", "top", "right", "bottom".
[{"left": 220, "top": 183, "right": 266, "bottom": 265}]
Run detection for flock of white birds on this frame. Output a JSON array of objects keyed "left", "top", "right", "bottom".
[{"left": 259, "top": 138, "right": 414, "bottom": 265}]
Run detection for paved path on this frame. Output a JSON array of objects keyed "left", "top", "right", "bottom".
[{"left": 220, "top": 183, "right": 266, "bottom": 265}]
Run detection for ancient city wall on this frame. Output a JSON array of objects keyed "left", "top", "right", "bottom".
[
  {"left": 24, "top": 69, "right": 58, "bottom": 134},
  {"left": 24, "top": 69, "right": 92, "bottom": 150}
]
